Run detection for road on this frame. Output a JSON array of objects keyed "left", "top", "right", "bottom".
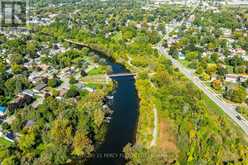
[
  {"left": 158, "top": 46, "right": 248, "bottom": 135},
  {"left": 156, "top": 1, "right": 248, "bottom": 136},
  {"left": 158, "top": 0, "right": 200, "bottom": 46},
  {"left": 150, "top": 107, "right": 158, "bottom": 147}
]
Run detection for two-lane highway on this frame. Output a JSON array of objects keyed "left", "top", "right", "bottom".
[{"left": 158, "top": 46, "right": 248, "bottom": 135}]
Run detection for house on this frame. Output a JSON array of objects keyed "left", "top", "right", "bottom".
[
  {"left": 221, "top": 28, "right": 232, "bottom": 38},
  {"left": 239, "top": 75, "right": 248, "bottom": 83},
  {"left": 23, "top": 61, "right": 33, "bottom": 68},
  {"left": 33, "top": 83, "right": 47, "bottom": 93},
  {"left": 22, "top": 89, "right": 35, "bottom": 97},
  {"left": 225, "top": 74, "right": 248, "bottom": 83},
  {"left": 0, "top": 106, "right": 6, "bottom": 116},
  {"left": 25, "top": 120, "right": 35, "bottom": 128},
  {"left": 225, "top": 74, "right": 239, "bottom": 83},
  {"left": 236, "top": 48, "right": 246, "bottom": 56},
  {"left": 230, "top": 48, "right": 246, "bottom": 56},
  {"left": 8, "top": 94, "right": 34, "bottom": 111},
  {"left": 37, "top": 64, "right": 49, "bottom": 71}
]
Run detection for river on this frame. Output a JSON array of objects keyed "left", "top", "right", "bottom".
[{"left": 85, "top": 49, "right": 139, "bottom": 165}]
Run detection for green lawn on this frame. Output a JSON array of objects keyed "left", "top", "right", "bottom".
[
  {"left": 0, "top": 137, "right": 12, "bottom": 147},
  {"left": 86, "top": 83, "right": 98, "bottom": 89},
  {"left": 87, "top": 67, "right": 106, "bottom": 75}
]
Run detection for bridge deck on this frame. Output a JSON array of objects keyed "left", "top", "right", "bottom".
[{"left": 108, "top": 73, "right": 135, "bottom": 78}]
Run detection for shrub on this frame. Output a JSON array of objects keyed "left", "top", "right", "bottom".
[
  {"left": 48, "top": 79, "right": 61, "bottom": 88},
  {"left": 66, "top": 87, "right": 79, "bottom": 98}
]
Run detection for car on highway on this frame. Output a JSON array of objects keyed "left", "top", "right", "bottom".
[{"left": 236, "top": 115, "right": 242, "bottom": 120}]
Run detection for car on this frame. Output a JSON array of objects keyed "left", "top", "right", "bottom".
[{"left": 236, "top": 115, "right": 242, "bottom": 120}]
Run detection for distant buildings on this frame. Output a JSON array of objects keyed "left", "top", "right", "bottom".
[
  {"left": 33, "top": 83, "right": 47, "bottom": 93},
  {"left": 227, "top": 0, "right": 248, "bottom": 6},
  {"left": 225, "top": 74, "right": 248, "bottom": 83}
]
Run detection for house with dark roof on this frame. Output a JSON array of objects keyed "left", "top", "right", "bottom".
[
  {"left": 8, "top": 94, "right": 34, "bottom": 111},
  {"left": 33, "top": 83, "right": 47, "bottom": 93}
]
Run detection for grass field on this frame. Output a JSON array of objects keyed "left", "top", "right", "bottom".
[
  {"left": 0, "top": 137, "right": 12, "bottom": 147},
  {"left": 87, "top": 67, "right": 106, "bottom": 75},
  {"left": 86, "top": 83, "right": 99, "bottom": 89}
]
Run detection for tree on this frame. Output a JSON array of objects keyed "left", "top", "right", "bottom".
[
  {"left": 208, "top": 42, "right": 217, "bottom": 50},
  {"left": 49, "top": 119, "right": 72, "bottom": 145},
  {"left": 11, "top": 64, "right": 25, "bottom": 74},
  {"left": 200, "top": 72, "right": 210, "bottom": 81},
  {"left": 80, "top": 70, "right": 87, "bottom": 77},
  {"left": 186, "top": 51, "right": 199, "bottom": 60},
  {"left": 48, "top": 79, "right": 61, "bottom": 88},
  {"left": 224, "top": 86, "right": 247, "bottom": 103},
  {"left": 1, "top": 156, "right": 17, "bottom": 165},
  {"left": 0, "top": 62, "right": 6, "bottom": 73},
  {"left": 210, "top": 53, "right": 219, "bottom": 63},
  {"left": 216, "top": 66, "right": 227, "bottom": 76},
  {"left": 18, "top": 131, "right": 36, "bottom": 151},
  {"left": 206, "top": 64, "right": 217, "bottom": 76},
  {"left": 242, "top": 79, "right": 248, "bottom": 88},
  {"left": 169, "top": 46, "right": 178, "bottom": 58},
  {"left": 72, "top": 130, "right": 94, "bottom": 157},
  {"left": 66, "top": 87, "right": 79, "bottom": 98},
  {"left": 236, "top": 106, "right": 248, "bottom": 119},
  {"left": 37, "top": 144, "right": 69, "bottom": 165},
  {"left": 9, "top": 54, "right": 24, "bottom": 65},
  {"left": 211, "top": 79, "right": 222, "bottom": 90},
  {"left": 4, "top": 76, "right": 30, "bottom": 95},
  {"left": 26, "top": 41, "right": 38, "bottom": 58},
  {"left": 195, "top": 66, "right": 204, "bottom": 75},
  {"left": 69, "top": 77, "right": 78, "bottom": 84},
  {"left": 1, "top": 122, "right": 11, "bottom": 130},
  {"left": 93, "top": 108, "right": 105, "bottom": 128},
  {"left": 50, "top": 88, "right": 60, "bottom": 97}
]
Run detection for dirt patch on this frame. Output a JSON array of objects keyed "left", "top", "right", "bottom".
[{"left": 158, "top": 120, "right": 178, "bottom": 154}]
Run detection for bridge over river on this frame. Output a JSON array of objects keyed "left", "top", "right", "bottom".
[{"left": 108, "top": 73, "right": 136, "bottom": 78}]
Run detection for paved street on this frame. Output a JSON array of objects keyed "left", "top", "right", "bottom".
[
  {"left": 156, "top": 1, "right": 248, "bottom": 136},
  {"left": 158, "top": 46, "right": 248, "bottom": 135}
]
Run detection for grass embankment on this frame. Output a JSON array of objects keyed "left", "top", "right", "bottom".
[
  {"left": 0, "top": 137, "right": 12, "bottom": 147},
  {"left": 202, "top": 94, "right": 248, "bottom": 138}
]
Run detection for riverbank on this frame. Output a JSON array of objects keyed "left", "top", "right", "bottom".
[
  {"left": 63, "top": 39, "right": 155, "bottom": 147},
  {"left": 64, "top": 40, "right": 140, "bottom": 165}
]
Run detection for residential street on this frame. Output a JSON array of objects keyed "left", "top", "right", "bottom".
[
  {"left": 158, "top": 46, "right": 248, "bottom": 135},
  {"left": 156, "top": 1, "right": 248, "bottom": 136}
]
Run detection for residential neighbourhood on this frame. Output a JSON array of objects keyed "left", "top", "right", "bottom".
[
  {"left": 0, "top": 25, "right": 114, "bottom": 146},
  {"left": 164, "top": 4, "right": 248, "bottom": 109}
]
